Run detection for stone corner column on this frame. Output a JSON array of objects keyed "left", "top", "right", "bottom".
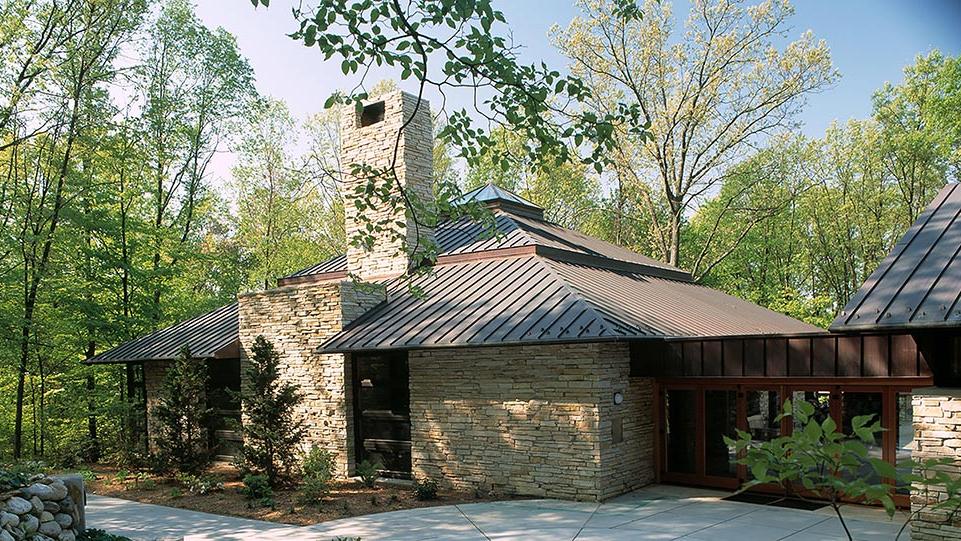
[{"left": 911, "top": 387, "right": 961, "bottom": 540}]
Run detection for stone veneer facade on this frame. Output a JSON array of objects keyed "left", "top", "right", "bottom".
[
  {"left": 912, "top": 388, "right": 961, "bottom": 540},
  {"left": 237, "top": 280, "right": 381, "bottom": 477},
  {"left": 340, "top": 90, "right": 434, "bottom": 281},
  {"left": 408, "top": 342, "right": 655, "bottom": 501},
  {"left": 143, "top": 360, "right": 171, "bottom": 451}
]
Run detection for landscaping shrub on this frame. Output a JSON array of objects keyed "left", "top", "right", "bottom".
[
  {"left": 240, "top": 336, "right": 306, "bottom": 486},
  {"left": 302, "top": 446, "right": 335, "bottom": 481},
  {"left": 176, "top": 472, "right": 224, "bottom": 495},
  {"left": 413, "top": 477, "right": 438, "bottom": 501},
  {"left": 78, "top": 529, "right": 133, "bottom": 541},
  {"left": 355, "top": 459, "right": 381, "bottom": 488},
  {"left": 242, "top": 473, "right": 273, "bottom": 503},
  {"left": 298, "top": 475, "right": 331, "bottom": 505},
  {"left": 298, "top": 446, "right": 336, "bottom": 505},
  {"left": 153, "top": 346, "right": 214, "bottom": 474}
]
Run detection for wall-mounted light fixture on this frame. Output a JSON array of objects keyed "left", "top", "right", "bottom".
[{"left": 613, "top": 392, "right": 624, "bottom": 405}]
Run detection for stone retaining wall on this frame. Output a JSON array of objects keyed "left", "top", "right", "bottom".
[
  {"left": 0, "top": 475, "right": 84, "bottom": 541},
  {"left": 912, "top": 387, "right": 961, "bottom": 541},
  {"left": 408, "top": 342, "right": 654, "bottom": 501}
]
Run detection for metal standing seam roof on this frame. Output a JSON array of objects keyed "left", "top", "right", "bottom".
[
  {"left": 453, "top": 183, "right": 542, "bottom": 210},
  {"left": 831, "top": 183, "right": 961, "bottom": 331},
  {"left": 322, "top": 256, "right": 821, "bottom": 352},
  {"left": 85, "top": 302, "right": 239, "bottom": 364},
  {"left": 281, "top": 208, "right": 688, "bottom": 282}
]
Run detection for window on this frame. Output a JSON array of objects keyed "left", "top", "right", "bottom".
[
  {"left": 665, "top": 389, "right": 697, "bottom": 474},
  {"left": 896, "top": 393, "right": 915, "bottom": 494},
  {"left": 360, "top": 101, "right": 385, "bottom": 126},
  {"left": 841, "top": 392, "right": 884, "bottom": 483},
  {"left": 705, "top": 390, "right": 738, "bottom": 478}
]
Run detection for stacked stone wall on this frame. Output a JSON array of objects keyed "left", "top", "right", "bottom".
[
  {"left": 408, "top": 342, "right": 654, "bottom": 501},
  {"left": 237, "top": 280, "right": 380, "bottom": 477},
  {"left": 912, "top": 388, "right": 961, "bottom": 540},
  {"left": 340, "top": 90, "right": 434, "bottom": 280},
  {"left": 0, "top": 474, "right": 84, "bottom": 541},
  {"left": 143, "top": 360, "right": 171, "bottom": 451}
]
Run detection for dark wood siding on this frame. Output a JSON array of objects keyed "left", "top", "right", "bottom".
[{"left": 631, "top": 333, "right": 934, "bottom": 379}]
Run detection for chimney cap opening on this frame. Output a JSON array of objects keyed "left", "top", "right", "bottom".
[{"left": 360, "top": 101, "right": 385, "bottom": 127}]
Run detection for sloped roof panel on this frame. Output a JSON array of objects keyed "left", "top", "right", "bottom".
[
  {"left": 86, "top": 303, "right": 239, "bottom": 363},
  {"left": 831, "top": 183, "right": 961, "bottom": 331},
  {"left": 322, "top": 255, "right": 819, "bottom": 352},
  {"left": 283, "top": 208, "right": 689, "bottom": 282}
]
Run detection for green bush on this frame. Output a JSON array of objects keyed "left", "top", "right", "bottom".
[
  {"left": 153, "top": 346, "right": 214, "bottom": 474},
  {"left": 240, "top": 336, "right": 306, "bottom": 486},
  {"left": 77, "top": 529, "right": 133, "bottom": 541},
  {"left": 413, "top": 478, "right": 438, "bottom": 501},
  {"left": 355, "top": 459, "right": 381, "bottom": 488},
  {"left": 176, "top": 472, "right": 224, "bottom": 495},
  {"left": 302, "top": 446, "right": 335, "bottom": 482},
  {"left": 0, "top": 469, "right": 30, "bottom": 491},
  {"left": 298, "top": 475, "right": 330, "bottom": 505},
  {"left": 242, "top": 473, "right": 273, "bottom": 501},
  {"left": 297, "top": 446, "right": 336, "bottom": 505}
]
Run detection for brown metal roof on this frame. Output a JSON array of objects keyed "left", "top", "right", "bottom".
[
  {"left": 322, "top": 255, "right": 820, "bottom": 352},
  {"left": 831, "top": 183, "right": 961, "bottom": 332},
  {"left": 281, "top": 208, "right": 688, "bottom": 284},
  {"left": 85, "top": 303, "right": 239, "bottom": 364}
]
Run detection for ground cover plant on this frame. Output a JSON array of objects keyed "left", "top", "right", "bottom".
[{"left": 85, "top": 463, "right": 507, "bottom": 526}]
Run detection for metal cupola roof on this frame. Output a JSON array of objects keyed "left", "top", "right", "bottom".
[{"left": 453, "top": 183, "right": 544, "bottom": 219}]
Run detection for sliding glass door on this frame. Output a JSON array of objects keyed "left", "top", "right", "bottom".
[{"left": 658, "top": 381, "right": 917, "bottom": 505}]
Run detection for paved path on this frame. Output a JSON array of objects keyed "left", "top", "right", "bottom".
[{"left": 88, "top": 485, "right": 911, "bottom": 540}]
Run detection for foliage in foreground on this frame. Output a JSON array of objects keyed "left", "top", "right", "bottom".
[
  {"left": 77, "top": 530, "right": 133, "bottom": 541},
  {"left": 240, "top": 336, "right": 307, "bottom": 487},
  {"left": 728, "top": 400, "right": 961, "bottom": 540}
]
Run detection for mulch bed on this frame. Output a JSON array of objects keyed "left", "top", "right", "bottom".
[{"left": 84, "top": 464, "right": 510, "bottom": 526}]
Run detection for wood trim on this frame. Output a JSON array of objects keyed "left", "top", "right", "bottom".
[
  {"left": 655, "top": 376, "right": 933, "bottom": 387},
  {"left": 436, "top": 245, "right": 536, "bottom": 265},
  {"left": 656, "top": 381, "right": 917, "bottom": 509}
]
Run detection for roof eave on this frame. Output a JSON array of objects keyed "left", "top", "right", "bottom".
[{"left": 320, "top": 334, "right": 666, "bottom": 354}]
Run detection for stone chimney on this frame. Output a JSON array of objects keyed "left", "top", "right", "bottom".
[{"left": 340, "top": 90, "right": 434, "bottom": 281}]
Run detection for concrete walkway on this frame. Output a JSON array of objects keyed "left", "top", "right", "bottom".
[{"left": 87, "top": 485, "right": 912, "bottom": 541}]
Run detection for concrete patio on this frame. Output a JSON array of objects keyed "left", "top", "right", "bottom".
[{"left": 87, "top": 485, "right": 911, "bottom": 540}]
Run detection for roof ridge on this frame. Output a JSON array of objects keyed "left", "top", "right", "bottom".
[{"left": 529, "top": 255, "right": 638, "bottom": 339}]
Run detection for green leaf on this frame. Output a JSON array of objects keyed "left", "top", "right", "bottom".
[{"left": 869, "top": 458, "right": 897, "bottom": 479}]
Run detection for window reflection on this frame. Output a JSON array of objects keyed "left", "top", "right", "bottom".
[
  {"left": 791, "top": 390, "right": 831, "bottom": 432},
  {"left": 747, "top": 390, "right": 780, "bottom": 442},
  {"left": 897, "top": 393, "right": 915, "bottom": 494},
  {"left": 842, "top": 392, "right": 884, "bottom": 484},
  {"left": 665, "top": 390, "right": 697, "bottom": 474},
  {"left": 705, "top": 390, "right": 737, "bottom": 478}
]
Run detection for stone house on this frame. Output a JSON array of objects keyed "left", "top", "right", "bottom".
[{"left": 88, "top": 91, "right": 961, "bottom": 514}]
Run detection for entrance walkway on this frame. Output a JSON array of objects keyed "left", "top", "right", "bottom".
[{"left": 87, "top": 485, "right": 911, "bottom": 540}]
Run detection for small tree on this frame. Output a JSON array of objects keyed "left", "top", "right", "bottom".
[
  {"left": 241, "top": 335, "right": 306, "bottom": 486},
  {"left": 728, "top": 399, "right": 961, "bottom": 540},
  {"left": 154, "top": 346, "right": 213, "bottom": 474}
]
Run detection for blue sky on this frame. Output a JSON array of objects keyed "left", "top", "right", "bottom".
[{"left": 196, "top": 0, "right": 961, "bottom": 180}]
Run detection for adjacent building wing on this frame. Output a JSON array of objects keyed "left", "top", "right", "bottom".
[
  {"left": 831, "top": 183, "right": 961, "bottom": 331},
  {"left": 85, "top": 302, "right": 239, "bottom": 364}
]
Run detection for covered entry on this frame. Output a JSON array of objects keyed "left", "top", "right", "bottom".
[
  {"left": 351, "top": 351, "right": 412, "bottom": 478},
  {"left": 632, "top": 332, "right": 934, "bottom": 503}
]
